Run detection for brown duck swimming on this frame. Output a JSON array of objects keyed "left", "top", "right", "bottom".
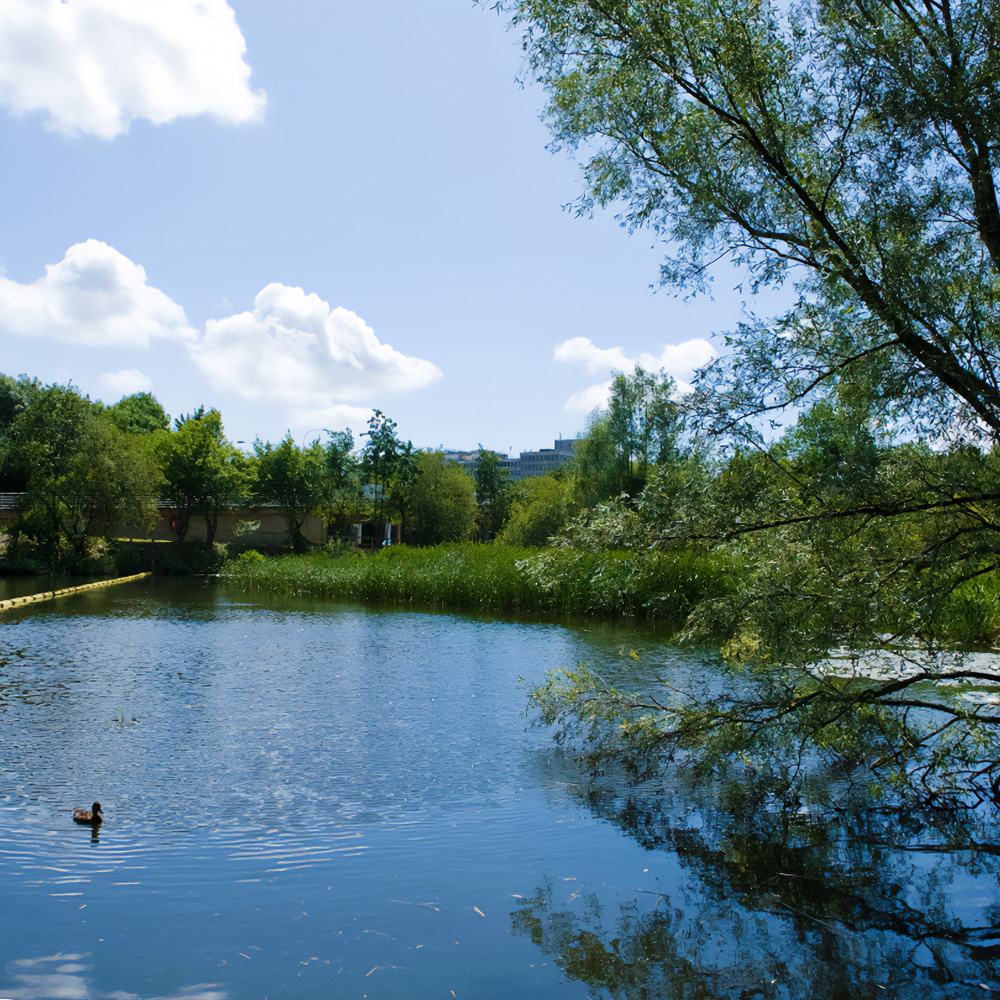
[{"left": 73, "top": 802, "right": 103, "bottom": 826}]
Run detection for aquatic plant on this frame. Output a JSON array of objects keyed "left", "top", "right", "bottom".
[{"left": 220, "top": 542, "right": 727, "bottom": 622}]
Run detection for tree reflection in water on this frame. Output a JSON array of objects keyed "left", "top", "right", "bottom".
[{"left": 512, "top": 767, "right": 1000, "bottom": 999}]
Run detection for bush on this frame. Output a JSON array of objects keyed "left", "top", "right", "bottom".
[
  {"left": 161, "top": 542, "right": 227, "bottom": 576},
  {"left": 499, "top": 476, "right": 573, "bottom": 547},
  {"left": 112, "top": 544, "right": 145, "bottom": 576}
]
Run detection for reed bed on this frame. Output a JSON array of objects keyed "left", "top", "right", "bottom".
[{"left": 220, "top": 543, "right": 731, "bottom": 624}]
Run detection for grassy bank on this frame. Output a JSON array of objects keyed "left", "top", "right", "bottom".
[{"left": 220, "top": 543, "right": 732, "bottom": 625}]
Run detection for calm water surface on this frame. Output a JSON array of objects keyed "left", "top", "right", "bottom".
[
  {"left": 1, "top": 578, "right": 999, "bottom": 999},
  {"left": 0, "top": 578, "right": 682, "bottom": 1000}
]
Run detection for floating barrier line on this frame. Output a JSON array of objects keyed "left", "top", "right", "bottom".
[{"left": 0, "top": 572, "right": 151, "bottom": 613}]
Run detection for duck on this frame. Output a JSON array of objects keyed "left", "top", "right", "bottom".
[{"left": 73, "top": 802, "right": 103, "bottom": 826}]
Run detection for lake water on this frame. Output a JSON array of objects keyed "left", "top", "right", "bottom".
[{"left": 1, "top": 578, "right": 999, "bottom": 999}]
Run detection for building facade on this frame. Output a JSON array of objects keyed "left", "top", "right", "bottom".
[{"left": 443, "top": 439, "right": 578, "bottom": 481}]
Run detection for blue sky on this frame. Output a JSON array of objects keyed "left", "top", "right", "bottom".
[{"left": 0, "top": 0, "right": 759, "bottom": 455}]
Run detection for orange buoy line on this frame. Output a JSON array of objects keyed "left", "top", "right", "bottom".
[{"left": 0, "top": 572, "right": 151, "bottom": 613}]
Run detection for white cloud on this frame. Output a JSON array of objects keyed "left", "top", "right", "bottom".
[
  {"left": 287, "top": 404, "right": 377, "bottom": 438},
  {"left": 0, "top": 0, "right": 265, "bottom": 138},
  {"left": 564, "top": 379, "right": 614, "bottom": 414},
  {"left": 0, "top": 239, "right": 197, "bottom": 347},
  {"left": 555, "top": 335, "right": 717, "bottom": 412},
  {"left": 191, "top": 283, "right": 442, "bottom": 409},
  {"left": 554, "top": 337, "right": 632, "bottom": 375},
  {"left": 100, "top": 368, "right": 152, "bottom": 397}
]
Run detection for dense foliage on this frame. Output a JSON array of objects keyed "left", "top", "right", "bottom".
[
  {"left": 485, "top": 0, "right": 1000, "bottom": 806},
  {"left": 0, "top": 381, "right": 371, "bottom": 571}
]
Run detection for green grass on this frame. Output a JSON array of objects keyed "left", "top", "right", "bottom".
[
  {"left": 924, "top": 574, "right": 1000, "bottom": 647},
  {"left": 220, "top": 542, "right": 732, "bottom": 625}
]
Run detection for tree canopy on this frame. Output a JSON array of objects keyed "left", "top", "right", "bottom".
[
  {"left": 105, "top": 392, "right": 170, "bottom": 435},
  {"left": 573, "top": 367, "right": 682, "bottom": 504},
  {"left": 407, "top": 452, "right": 478, "bottom": 546},
  {"left": 2, "top": 384, "right": 160, "bottom": 563},
  {"left": 254, "top": 436, "right": 331, "bottom": 552},
  {"left": 474, "top": 447, "right": 513, "bottom": 541},
  {"left": 508, "top": 0, "right": 1000, "bottom": 441},
  {"left": 158, "top": 407, "right": 248, "bottom": 544},
  {"left": 501, "top": 0, "right": 1000, "bottom": 806}
]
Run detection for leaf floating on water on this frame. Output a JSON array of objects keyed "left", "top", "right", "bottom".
[{"left": 473, "top": 906, "right": 485, "bottom": 918}]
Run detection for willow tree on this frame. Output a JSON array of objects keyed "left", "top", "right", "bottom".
[
  {"left": 505, "top": 0, "right": 1000, "bottom": 804},
  {"left": 474, "top": 447, "right": 513, "bottom": 540},
  {"left": 573, "top": 367, "right": 682, "bottom": 503},
  {"left": 509, "top": 0, "right": 1000, "bottom": 437}
]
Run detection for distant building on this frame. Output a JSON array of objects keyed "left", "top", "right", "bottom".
[
  {"left": 440, "top": 450, "right": 480, "bottom": 475},
  {"left": 441, "top": 439, "right": 578, "bottom": 482},
  {"left": 514, "top": 438, "right": 577, "bottom": 480}
]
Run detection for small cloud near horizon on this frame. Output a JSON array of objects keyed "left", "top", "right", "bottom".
[
  {"left": 285, "top": 403, "right": 378, "bottom": 442},
  {"left": 99, "top": 368, "right": 153, "bottom": 399},
  {"left": 555, "top": 335, "right": 717, "bottom": 412}
]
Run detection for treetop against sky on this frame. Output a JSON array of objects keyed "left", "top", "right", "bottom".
[{"left": 0, "top": 0, "right": 743, "bottom": 456}]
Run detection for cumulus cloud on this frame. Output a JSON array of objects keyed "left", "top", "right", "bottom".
[
  {"left": 554, "top": 338, "right": 633, "bottom": 376},
  {"left": 191, "top": 283, "right": 442, "bottom": 411},
  {"left": 0, "top": 0, "right": 265, "bottom": 138},
  {"left": 100, "top": 368, "right": 152, "bottom": 397},
  {"left": 555, "top": 335, "right": 717, "bottom": 412},
  {"left": 287, "top": 404, "right": 378, "bottom": 438},
  {"left": 564, "top": 380, "right": 615, "bottom": 414},
  {"left": 0, "top": 239, "right": 197, "bottom": 347}
]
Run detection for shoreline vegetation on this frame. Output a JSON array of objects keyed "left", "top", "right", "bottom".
[
  {"left": 221, "top": 538, "right": 1000, "bottom": 649},
  {"left": 218, "top": 543, "right": 731, "bottom": 628}
]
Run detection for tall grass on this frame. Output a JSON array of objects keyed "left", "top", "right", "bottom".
[
  {"left": 220, "top": 542, "right": 732, "bottom": 625},
  {"left": 925, "top": 575, "right": 1000, "bottom": 647}
]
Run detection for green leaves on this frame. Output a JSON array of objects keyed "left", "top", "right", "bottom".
[
  {"left": 511, "top": 0, "right": 1000, "bottom": 438},
  {"left": 406, "top": 452, "right": 478, "bottom": 545},
  {"left": 254, "top": 436, "right": 331, "bottom": 551},
  {"left": 2, "top": 383, "right": 161, "bottom": 561},
  {"left": 158, "top": 408, "right": 247, "bottom": 544}
]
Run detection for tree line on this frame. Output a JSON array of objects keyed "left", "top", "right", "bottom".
[
  {"left": 0, "top": 361, "right": 701, "bottom": 576},
  {"left": 0, "top": 377, "right": 524, "bottom": 572}
]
